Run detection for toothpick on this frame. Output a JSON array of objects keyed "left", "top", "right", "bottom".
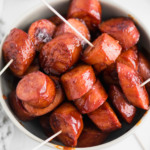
[
  {"left": 0, "top": 59, "right": 13, "bottom": 76},
  {"left": 32, "top": 130, "right": 62, "bottom": 150},
  {"left": 40, "top": 0, "right": 94, "bottom": 47},
  {"left": 141, "top": 78, "right": 150, "bottom": 87}
]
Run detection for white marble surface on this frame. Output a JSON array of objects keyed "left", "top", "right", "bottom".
[{"left": 0, "top": 0, "right": 150, "bottom": 150}]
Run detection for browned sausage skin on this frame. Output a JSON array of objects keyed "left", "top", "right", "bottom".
[
  {"left": 117, "top": 62, "right": 149, "bottom": 110},
  {"left": 50, "top": 102, "right": 83, "bottom": 147},
  {"left": 88, "top": 101, "right": 122, "bottom": 132},
  {"left": 28, "top": 19, "right": 56, "bottom": 52},
  {"left": 17, "top": 56, "right": 40, "bottom": 78},
  {"left": 116, "top": 47, "right": 138, "bottom": 71},
  {"left": 16, "top": 71, "right": 56, "bottom": 109},
  {"left": 54, "top": 18, "right": 90, "bottom": 48},
  {"left": 103, "top": 46, "right": 138, "bottom": 85},
  {"left": 99, "top": 17, "right": 140, "bottom": 50},
  {"left": 61, "top": 64, "right": 96, "bottom": 100},
  {"left": 103, "top": 63, "right": 119, "bottom": 86},
  {"left": 22, "top": 76, "right": 65, "bottom": 116},
  {"left": 39, "top": 33, "right": 82, "bottom": 76},
  {"left": 138, "top": 52, "right": 150, "bottom": 93},
  {"left": 2, "top": 28, "right": 36, "bottom": 76},
  {"left": 74, "top": 79, "right": 108, "bottom": 114},
  {"left": 77, "top": 119, "right": 109, "bottom": 147},
  {"left": 48, "top": 15, "right": 66, "bottom": 26},
  {"left": 9, "top": 90, "right": 35, "bottom": 121},
  {"left": 39, "top": 113, "right": 59, "bottom": 141},
  {"left": 109, "top": 85, "right": 136, "bottom": 124},
  {"left": 67, "top": 0, "right": 102, "bottom": 31},
  {"left": 81, "top": 33, "right": 122, "bottom": 66}
]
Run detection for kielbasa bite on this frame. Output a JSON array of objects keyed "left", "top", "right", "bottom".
[
  {"left": 16, "top": 71, "right": 56, "bottom": 109},
  {"left": 22, "top": 76, "right": 65, "bottom": 116},
  {"left": 117, "top": 62, "right": 149, "bottom": 110},
  {"left": 67, "top": 0, "right": 102, "bottom": 31},
  {"left": 88, "top": 101, "right": 122, "bottom": 132},
  {"left": 28, "top": 19, "right": 56, "bottom": 52},
  {"left": 9, "top": 90, "right": 35, "bottom": 121},
  {"left": 99, "top": 17, "right": 140, "bottom": 50},
  {"left": 81, "top": 33, "right": 122, "bottom": 66},
  {"left": 50, "top": 102, "right": 83, "bottom": 147},
  {"left": 39, "top": 33, "right": 82, "bottom": 75},
  {"left": 109, "top": 85, "right": 136, "bottom": 124},
  {"left": 3, "top": 28, "right": 36, "bottom": 76},
  {"left": 74, "top": 79, "right": 108, "bottom": 114},
  {"left": 54, "top": 18, "right": 90, "bottom": 48},
  {"left": 61, "top": 64, "right": 96, "bottom": 100},
  {"left": 138, "top": 52, "right": 150, "bottom": 93}
]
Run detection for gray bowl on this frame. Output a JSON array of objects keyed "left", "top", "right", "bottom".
[{"left": 0, "top": 0, "right": 150, "bottom": 149}]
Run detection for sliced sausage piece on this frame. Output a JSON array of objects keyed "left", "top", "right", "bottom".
[
  {"left": 116, "top": 47, "right": 138, "bottom": 71},
  {"left": 77, "top": 118, "right": 109, "bottom": 147},
  {"left": 99, "top": 18, "right": 140, "bottom": 50},
  {"left": 17, "top": 56, "right": 40, "bottom": 78},
  {"left": 9, "top": 90, "right": 35, "bottom": 121},
  {"left": 39, "top": 113, "right": 59, "bottom": 141},
  {"left": 109, "top": 85, "right": 136, "bottom": 124},
  {"left": 67, "top": 0, "right": 102, "bottom": 31},
  {"left": 39, "top": 33, "right": 82, "bottom": 76},
  {"left": 50, "top": 102, "right": 83, "bottom": 147},
  {"left": 74, "top": 79, "right": 108, "bottom": 114},
  {"left": 16, "top": 71, "right": 56, "bottom": 109},
  {"left": 2, "top": 28, "right": 36, "bottom": 76},
  {"left": 117, "top": 62, "right": 149, "bottom": 110},
  {"left": 22, "top": 76, "right": 64, "bottom": 116},
  {"left": 61, "top": 64, "right": 96, "bottom": 100},
  {"left": 138, "top": 52, "right": 150, "bottom": 93},
  {"left": 88, "top": 101, "right": 122, "bottom": 132},
  {"left": 28, "top": 19, "right": 56, "bottom": 52},
  {"left": 103, "top": 47, "right": 138, "bottom": 85},
  {"left": 54, "top": 18, "right": 90, "bottom": 48},
  {"left": 103, "top": 63, "right": 119, "bottom": 86},
  {"left": 48, "top": 15, "right": 66, "bottom": 26},
  {"left": 81, "top": 33, "right": 122, "bottom": 65}
]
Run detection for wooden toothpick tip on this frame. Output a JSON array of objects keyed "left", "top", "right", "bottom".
[
  {"left": 40, "top": 0, "right": 94, "bottom": 48},
  {"left": 140, "top": 78, "right": 150, "bottom": 87},
  {"left": 32, "top": 130, "right": 62, "bottom": 150},
  {"left": 0, "top": 59, "right": 13, "bottom": 76}
]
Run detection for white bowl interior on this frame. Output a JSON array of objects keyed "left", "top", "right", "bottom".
[{"left": 0, "top": 0, "right": 150, "bottom": 150}]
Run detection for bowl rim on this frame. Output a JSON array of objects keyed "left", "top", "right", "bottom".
[{"left": 0, "top": 0, "right": 150, "bottom": 150}]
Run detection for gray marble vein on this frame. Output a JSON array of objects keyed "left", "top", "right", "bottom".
[
  {"left": 0, "top": 0, "right": 14, "bottom": 150},
  {"left": 0, "top": 105, "right": 14, "bottom": 150}
]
